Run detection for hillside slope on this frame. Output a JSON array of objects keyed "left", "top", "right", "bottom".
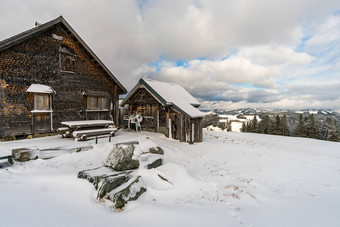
[{"left": 0, "top": 130, "right": 340, "bottom": 226}]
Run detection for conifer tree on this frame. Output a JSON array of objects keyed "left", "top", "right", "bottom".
[
  {"left": 247, "top": 118, "right": 253, "bottom": 132},
  {"left": 294, "top": 114, "right": 307, "bottom": 137},
  {"left": 269, "top": 116, "right": 275, "bottom": 134},
  {"left": 305, "top": 114, "right": 318, "bottom": 139},
  {"left": 319, "top": 119, "right": 329, "bottom": 140},
  {"left": 258, "top": 115, "right": 266, "bottom": 134},
  {"left": 282, "top": 114, "right": 290, "bottom": 136},
  {"left": 333, "top": 121, "right": 340, "bottom": 142},
  {"left": 267, "top": 115, "right": 274, "bottom": 134},
  {"left": 241, "top": 122, "right": 247, "bottom": 132},
  {"left": 274, "top": 114, "right": 282, "bottom": 135},
  {"left": 327, "top": 119, "right": 340, "bottom": 142},
  {"left": 246, "top": 122, "right": 251, "bottom": 132},
  {"left": 252, "top": 115, "right": 258, "bottom": 133},
  {"left": 218, "top": 121, "right": 226, "bottom": 131},
  {"left": 226, "top": 120, "right": 232, "bottom": 132}
]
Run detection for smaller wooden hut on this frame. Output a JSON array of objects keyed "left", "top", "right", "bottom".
[{"left": 121, "top": 78, "right": 204, "bottom": 143}]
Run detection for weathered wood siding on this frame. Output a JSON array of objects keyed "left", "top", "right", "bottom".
[
  {"left": 123, "top": 87, "right": 203, "bottom": 143},
  {"left": 0, "top": 24, "right": 121, "bottom": 138},
  {"left": 191, "top": 117, "right": 203, "bottom": 142},
  {"left": 124, "top": 88, "right": 160, "bottom": 132}
]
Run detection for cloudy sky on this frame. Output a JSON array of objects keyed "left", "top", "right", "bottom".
[{"left": 1, "top": 0, "right": 340, "bottom": 111}]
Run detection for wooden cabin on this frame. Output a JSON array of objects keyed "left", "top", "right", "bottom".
[
  {"left": 121, "top": 78, "right": 204, "bottom": 143},
  {"left": 0, "top": 16, "right": 127, "bottom": 139}
]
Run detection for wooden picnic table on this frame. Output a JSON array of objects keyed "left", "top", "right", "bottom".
[{"left": 60, "top": 120, "right": 117, "bottom": 141}]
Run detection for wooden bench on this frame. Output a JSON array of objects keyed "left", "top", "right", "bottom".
[
  {"left": 57, "top": 127, "right": 69, "bottom": 137},
  {"left": 57, "top": 127, "right": 69, "bottom": 132},
  {"left": 72, "top": 127, "right": 118, "bottom": 141}
]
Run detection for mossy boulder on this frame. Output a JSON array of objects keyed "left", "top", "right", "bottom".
[
  {"left": 77, "top": 141, "right": 167, "bottom": 211},
  {"left": 97, "top": 174, "right": 131, "bottom": 199},
  {"left": 107, "top": 176, "right": 146, "bottom": 210},
  {"left": 78, "top": 167, "right": 146, "bottom": 211},
  {"left": 78, "top": 166, "right": 131, "bottom": 190},
  {"left": 146, "top": 158, "right": 163, "bottom": 169},
  {"left": 105, "top": 143, "right": 139, "bottom": 171}
]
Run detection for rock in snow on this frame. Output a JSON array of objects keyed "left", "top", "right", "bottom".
[
  {"left": 78, "top": 166, "right": 131, "bottom": 190},
  {"left": 105, "top": 176, "right": 146, "bottom": 210},
  {"left": 105, "top": 142, "right": 140, "bottom": 171},
  {"left": 78, "top": 142, "right": 164, "bottom": 211},
  {"left": 12, "top": 147, "right": 39, "bottom": 162},
  {"left": 146, "top": 158, "right": 163, "bottom": 169},
  {"left": 147, "top": 146, "right": 164, "bottom": 155}
]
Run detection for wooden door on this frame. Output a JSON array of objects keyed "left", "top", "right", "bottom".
[
  {"left": 170, "top": 113, "right": 181, "bottom": 140},
  {"left": 33, "top": 113, "right": 51, "bottom": 133}
]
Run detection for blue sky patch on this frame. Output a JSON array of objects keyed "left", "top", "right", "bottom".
[{"left": 231, "top": 83, "right": 267, "bottom": 90}]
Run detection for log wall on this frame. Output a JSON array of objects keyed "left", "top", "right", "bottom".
[{"left": 0, "top": 24, "right": 121, "bottom": 138}]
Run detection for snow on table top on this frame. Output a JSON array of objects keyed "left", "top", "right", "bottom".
[
  {"left": 61, "top": 120, "right": 114, "bottom": 128},
  {"left": 26, "top": 84, "right": 55, "bottom": 94}
]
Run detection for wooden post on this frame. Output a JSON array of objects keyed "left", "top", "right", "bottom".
[
  {"left": 185, "top": 117, "right": 188, "bottom": 143},
  {"left": 199, "top": 118, "right": 203, "bottom": 142},
  {"left": 192, "top": 122, "right": 194, "bottom": 143},
  {"left": 114, "top": 86, "right": 119, "bottom": 127},
  {"left": 180, "top": 115, "right": 183, "bottom": 142},
  {"left": 166, "top": 109, "right": 169, "bottom": 127},
  {"left": 50, "top": 94, "right": 53, "bottom": 132},
  {"left": 189, "top": 121, "right": 192, "bottom": 144},
  {"left": 169, "top": 118, "right": 172, "bottom": 139},
  {"left": 156, "top": 109, "right": 159, "bottom": 132}
]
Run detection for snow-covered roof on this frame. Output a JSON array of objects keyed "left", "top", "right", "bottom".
[
  {"left": 143, "top": 78, "right": 200, "bottom": 106},
  {"left": 122, "top": 78, "right": 204, "bottom": 118},
  {"left": 26, "top": 84, "right": 55, "bottom": 94}
]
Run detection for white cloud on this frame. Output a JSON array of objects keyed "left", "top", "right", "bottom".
[
  {"left": 134, "top": 56, "right": 280, "bottom": 89},
  {"left": 237, "top": 45, "right": 314, "bottom": 67},
  {"left": 305, "top": 14, "right": 340, "bottom": 50},
  {"left": 134, "top": 44, "right": 313, "bottom": 94},
  {"left": 1, "top": 0, "right": 340, "bottom": 110}
]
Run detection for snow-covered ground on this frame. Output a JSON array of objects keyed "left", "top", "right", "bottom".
[{"left": 1, "top": 130, "right": 340, "bottom": 226}]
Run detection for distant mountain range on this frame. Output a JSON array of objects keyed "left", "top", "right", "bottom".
[
  {"left": 201, "top": 108, "right": 339, "bottom": 117},
  {"left": 201, "top": 108, "right": 340, "bottom": 133}
]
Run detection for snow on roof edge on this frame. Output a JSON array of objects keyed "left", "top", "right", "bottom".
[
  {"left": 26, "top": 84, "right": 56, "bottom": 94},
  {"left": 142, "top": 78, "right": 204, "bottom": 118},
  {"left": 142, "top": 78, "right": 200, "bottom": 106}
]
